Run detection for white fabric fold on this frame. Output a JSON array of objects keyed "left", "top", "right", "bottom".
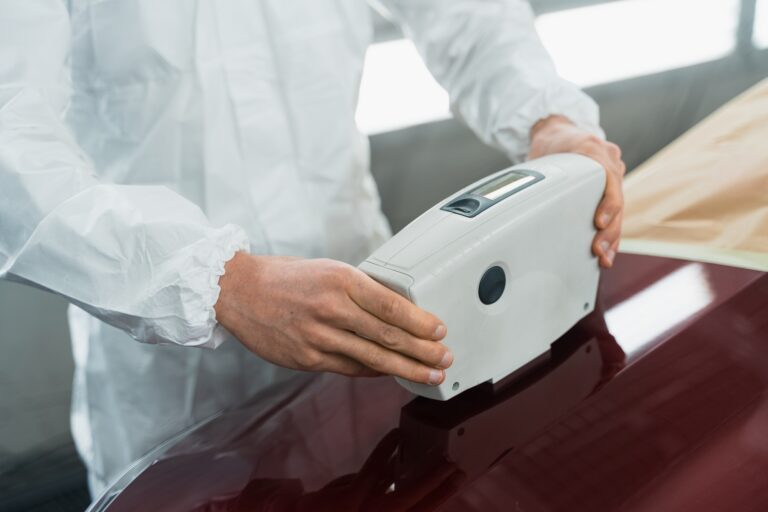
[
  {"left": 1, "top": 0, "right": 604, "bottom": 497},
  {"left": 0, "top": 7, "right": 250, "bottom": 349},
  {"left": 372, "top": 0, "right": 605, "bottom": 161}
]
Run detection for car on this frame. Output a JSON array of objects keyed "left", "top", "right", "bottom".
[{"left": 88, "top": 80, "right": 768, "bottom": 512}]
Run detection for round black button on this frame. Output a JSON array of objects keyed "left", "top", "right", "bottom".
[{"left": 478, "top": 266, "right": 506, "bottom": 305}]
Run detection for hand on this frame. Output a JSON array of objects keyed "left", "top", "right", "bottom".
[
  {"left": 528, "top": 115, "right": 626, "bottom": 268},
  {"left": 214, "top": 253, "right": 452, "bottom": 385}
]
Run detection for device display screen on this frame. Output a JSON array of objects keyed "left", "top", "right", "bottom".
[{"left": 472, "top": 171, "right": 536, "bottom": 200}]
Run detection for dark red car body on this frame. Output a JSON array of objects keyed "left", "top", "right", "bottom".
[{"left": 91, "top": 253, "right": 768, "bottom": 511}]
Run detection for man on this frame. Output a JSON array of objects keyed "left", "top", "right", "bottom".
[{"left": 0, "top": 0, "right": 624, "bottom": 497}]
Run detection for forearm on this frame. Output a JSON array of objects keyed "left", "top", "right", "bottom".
[
  {"left": 0, "top": 2, "right": 254, "bottom": 348},
  {"left": 373, "top": 0, "right": 603, "bottom": 161},
  {"left": 1, "top": 165, "right": 250, "bottom": 348}
]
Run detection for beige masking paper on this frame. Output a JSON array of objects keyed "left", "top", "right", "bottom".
[{"left": 620, "top": 78, "right": 768, "bottom": 271}]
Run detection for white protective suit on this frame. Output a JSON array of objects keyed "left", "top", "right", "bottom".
[{"left": 0, "top": 0, "right": 602, "bottom": 497}]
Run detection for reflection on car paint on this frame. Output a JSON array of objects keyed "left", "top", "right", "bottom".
[{"left": 92, "top": 254, "right": 768, "bottom": 512}]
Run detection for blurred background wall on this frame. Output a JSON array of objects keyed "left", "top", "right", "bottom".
[{"left": 1, "top": 0, "right": 766, "bottom": 510}]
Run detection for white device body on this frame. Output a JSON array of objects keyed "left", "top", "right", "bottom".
[{"left": 359, "top": 154, "right": 605, "bottom": 400}]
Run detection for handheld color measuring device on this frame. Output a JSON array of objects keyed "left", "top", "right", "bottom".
[{"left": 359, "top": 154, "right": 606, "bottom": 400}]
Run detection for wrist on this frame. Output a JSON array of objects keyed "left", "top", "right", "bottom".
[
  {"left": 530, "top": 114, "right": 574, "bottom": 141},
  {"left": 214, "top": 251, "right": 253, "bottom": 326}
]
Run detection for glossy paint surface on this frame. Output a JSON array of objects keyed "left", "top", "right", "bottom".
[{"left": 97, "top": 254, "right": 768, "bottom": 512}]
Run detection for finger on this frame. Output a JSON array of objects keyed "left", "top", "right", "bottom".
[
  {"left": 594, "top": 161, "right": 624, "bottom": 230},
  {"left": 348, "top": 272, "right": 446, "bottom": 341},
  {"left": 605, "top": 141, "right": 623, "bottom": 165},
  {"left": 316, "top": 351, "right": 383, "bottom": 378},
  {"left": 593, "top": 212, "right": 622, "bottom": 268},
  {"left": 327, "top": 329, "right": 445, "bottom": 386},
  {"left": 607, "top": 236, "right": 622, "bottom": 268},
  {"left": 345, "top": 309, "right": 452, "bottom": 369}
]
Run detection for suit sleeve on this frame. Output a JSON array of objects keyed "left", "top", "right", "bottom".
[
  {"left": 0, "top": 0, "right": 248, "bottom": 348},
  {"left": 371, "top": 0, "right": 604, "bottom": 162}
]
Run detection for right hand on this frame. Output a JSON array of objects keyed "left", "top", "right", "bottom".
[{"left": 214, "top": 252, "right": 452, "bottom": 385}]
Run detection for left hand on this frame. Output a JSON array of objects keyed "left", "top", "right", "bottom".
[{"left": 528, "top": 115, "right": 626, "bottom": 268}]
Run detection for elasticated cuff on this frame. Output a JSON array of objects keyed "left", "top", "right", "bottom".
[
  {"left": 494, "top": 82, "right": 605, "bottom": 163},
  {"left": 158, "top": 224, "right": 250, "bottom": 349}
]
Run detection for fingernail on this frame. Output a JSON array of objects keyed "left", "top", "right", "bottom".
[
  {"left": 434, "top": 324, "right": 447, "bottom": 339},
  {"left": 607, "top": 249, "right": 616, "bottom": 263},
  {"left": 440, "top": 351, "right": 453, "bottom": 369},
  {"left": 599, "top": 212, "right": 612, "bottom": 227},
  {"left": 429, "top": 369, "right": 443, "bottom": 385},
  {"left": 599, "top": 240, "right": 610, "bottom": 254}
]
